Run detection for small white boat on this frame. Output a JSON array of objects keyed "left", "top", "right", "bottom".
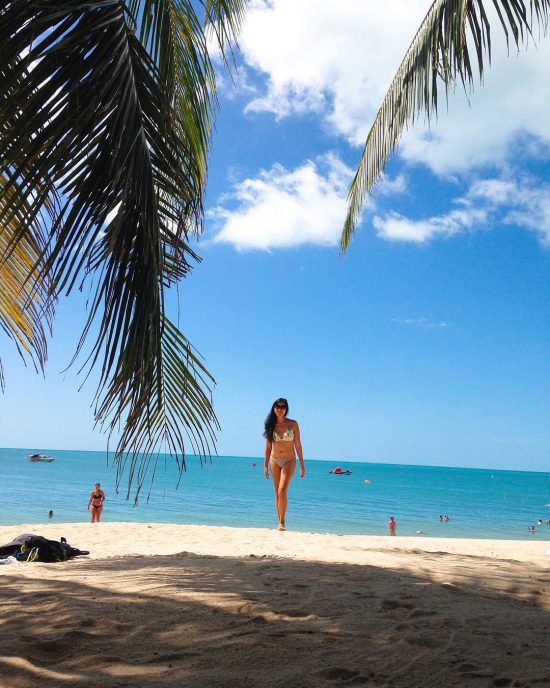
[{"left": 26, "top": 453, "right": 55, "bottom": 463}]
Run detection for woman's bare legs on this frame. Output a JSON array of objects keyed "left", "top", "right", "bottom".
[
  {"left": 91, "top": 506, "right": 102, "bottom": 523},
  {"left": 270, "top": 460, "right": 296, "bottom": 530}
]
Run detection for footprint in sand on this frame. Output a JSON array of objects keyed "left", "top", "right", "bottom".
[
  {"left": 408, "top": 608, "right": 437, "bottom": 618},
  {"left": 458, "top": 662, "right": 479, "bottom": 672},
  {"left": 379, "top": 598, "right": 414, "bottom": 612},
  {"left": 24, "top": 630, "right": 91, "bottom": 664},
  {"left": 405, "top": 633, "right": 445, "bottom": 649},
  {"left": 317, "top": 667, "right": 360, "bottom": 681}
]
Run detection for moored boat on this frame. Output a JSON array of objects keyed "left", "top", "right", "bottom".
[{"left": 26, "top": 453, "right": 55, "bottom": 463}]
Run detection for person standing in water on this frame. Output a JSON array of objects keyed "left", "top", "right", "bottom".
[
  {"left": 264, "top": 398, "right": 305, "bottom": 531},
  {"left": 87, "top": 483, "right": 106, "bottom": 523},
  {"left": 388, "top": 516, "right": 397, "bottom": 536}
]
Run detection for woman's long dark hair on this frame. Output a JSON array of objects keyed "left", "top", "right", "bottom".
[{"left": 263, "top": 398, "right": 288, "bottom": 441}]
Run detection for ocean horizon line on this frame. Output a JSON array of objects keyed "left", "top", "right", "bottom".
[{"left": 4, "top": 446, "right": 549, "bottom": 476}]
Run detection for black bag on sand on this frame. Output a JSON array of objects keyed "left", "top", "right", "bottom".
[{"left": 0, "top": 534, "right": 89, "bottom": 563}]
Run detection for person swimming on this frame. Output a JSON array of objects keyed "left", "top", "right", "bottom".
[{"left": 263, "top": 398, "right": 305, "bottom": 531}]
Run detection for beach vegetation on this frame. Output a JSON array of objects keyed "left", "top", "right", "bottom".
[{"left": 0, "top": 0, "right": 245, "bottom": 499}]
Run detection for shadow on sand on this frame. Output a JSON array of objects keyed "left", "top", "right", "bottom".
[{"left": 0, "top": 550, "right": 548, "bottom": 687}]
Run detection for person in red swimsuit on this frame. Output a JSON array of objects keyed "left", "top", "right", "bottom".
[{"left": 388, "top": 516, "right": 397, "bottom": 536}]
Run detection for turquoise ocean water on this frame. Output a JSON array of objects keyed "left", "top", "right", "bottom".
[{"left": 1, "top": 447, "right": 549, "bottom": 540}]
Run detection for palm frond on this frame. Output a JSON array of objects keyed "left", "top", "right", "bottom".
[
  {"left": 0, "top": 174, "right": 54, "bottom": 386},
  {"left": 0, "top": 0, "right": 242, "bottom": 496},
  {"left": 340, "top": 0, "right": 550, "bottom": 252},
  {"left": 100, "top": 316, "right": 219, "bottom": 504},
  {"left": 203, "top": 0, "right": 247, "bottom": 55}
]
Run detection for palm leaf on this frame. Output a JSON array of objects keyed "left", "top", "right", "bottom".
[
  {"left": 340, "top": 0, "right": 550, "bottom": 252},
  {"left": 103, "top": 316, "right": 220, "bottom": 504},
  {"left": 0, "top": 0, "right": 242, "bottom": 496},
  {"left": 0, "top": 173, "right": 54, "bottom": 388}
]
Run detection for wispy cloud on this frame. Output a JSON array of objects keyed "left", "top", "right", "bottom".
[
  {"left": 374, "top": 175, "right": 550, "bottom": 245},
  {"left": 215, "top": 65, "right": 259, "bottom": 101},
  {"left": 391, "top": 317, "right": 449, "bottom": 329},
  {"left": 374, "top": 208, "right": 487, "bottom": 243}
]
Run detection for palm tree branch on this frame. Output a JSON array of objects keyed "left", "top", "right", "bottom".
[
  {"left": 102, "top": 314, "right": 219, "bottom": 502},
  {"left": 340, "top": 0, "right": 550, "bottom": 252},
  {"left": 1, "top": 1, "right": 240, "bottom": 493},
  {"left": 0, "top": 171, "right": 54, "bottom": 381}
]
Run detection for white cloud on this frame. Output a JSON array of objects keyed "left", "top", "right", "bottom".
[
  {"left": 241, "top": 0, "right": 427, "bottom": 141},
  {"left": 374, "top": 207, "right": 487, "bottom": 243},
  {"left": 375, "top": 173, "right": 408, "bottom": 196},
  {"left": 391, "top": 318, "right": 449, "bottom": 329},
  {"left": 373, "top": 175, "right": 550, "bottom": 244},
  {"left": 238, "top": 0, "right": 550, "bottom": 175},
  {"left": 470, "top": 178, "right": 550, "bottom": 245},
  {"left": 208, "top": 154, "right": 353, "bottom": 249},
  {"left": 399, "top": 38, "right": 550, "bottom": 174},
  {"left": 215, "top": 65, "right": 258, "bottom": 101}
]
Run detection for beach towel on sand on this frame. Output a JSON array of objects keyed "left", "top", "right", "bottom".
[{"left": 0, "top": 534, "right": 89, "bottom": 562}]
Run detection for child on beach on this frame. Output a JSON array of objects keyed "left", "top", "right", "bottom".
[{"left": 388, "top": 516, "right": 397, "bottom": 536}]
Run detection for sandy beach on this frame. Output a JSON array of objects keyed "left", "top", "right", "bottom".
[{"left": 1, "top": 523, "right": 548, "bottom": 687}]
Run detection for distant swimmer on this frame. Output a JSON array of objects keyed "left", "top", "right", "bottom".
[
  {"left": 388, "top": 516, "right": 397, "bottom": 536},
  {"left": 528, "top": 525, "right": 536, "bottom": 534},
  {"left": 538, "top": 519, "right": 543, "bottom": 526},
  {"left": 416, "top": 530, "right": 423, "bottom": 534},
  {"left": 48, "top": 510, "right": 53, "bottom": 519},
  {"left": 364, "top": 479, "right": 371, "bottom": 484}
]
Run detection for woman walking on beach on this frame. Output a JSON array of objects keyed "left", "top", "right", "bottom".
[
  {"left": 264, "top": 398, "right": 305, "bottom": 531},
  {"left": 87, "top": 482, "right": 105, "bottom": 523}
]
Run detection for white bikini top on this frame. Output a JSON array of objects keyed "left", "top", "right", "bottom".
[{"left": 273, "top": 426, "right": 294, "bottom": 442}]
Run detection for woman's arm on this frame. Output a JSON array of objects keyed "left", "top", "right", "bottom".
[
  {"left": 293, "top": 421, "right": 305, "bottom": 477},
  {"left": 264, "top": 439, "right": 272, "bottom": 479},
  {"left": 87, "top": 492, "right": 92, "bottom": 510}
]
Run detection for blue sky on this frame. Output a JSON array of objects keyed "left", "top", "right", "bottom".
[{"left": 2, "top": 0, "right": 550, "bottom": 472}]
